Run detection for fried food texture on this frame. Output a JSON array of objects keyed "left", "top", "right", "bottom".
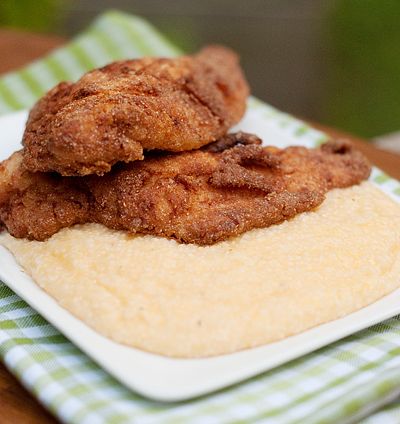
[
  {"left": 0, "top": 135, "right": 370, "bottom": 244},
  {"left": 22, "top": 46, "right": 249, "bottom": 176}
]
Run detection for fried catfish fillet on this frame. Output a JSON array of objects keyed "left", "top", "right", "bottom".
[
  {"left": 0, "top": 134, "right": 370, "bottom": 245},
  {"left": 0, "top": 152, "right": 89, "bottom": 238},
  {"left": 22, "top": 46, "right": 249, "bottom": 176}
]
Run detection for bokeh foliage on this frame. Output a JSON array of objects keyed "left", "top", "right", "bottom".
[
  {"left": 324, "top": 0, "right": 400, "bottom": 137},
  {"left": 0, "top": 0, "right": 399, "bottom": 138},
  {"left": 0, "top": 0, "right": 64, "bottom": 32}
]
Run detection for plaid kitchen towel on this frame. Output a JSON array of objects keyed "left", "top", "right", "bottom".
[{"left": 1, "top": 10, "right": 400, "bottom": 424}]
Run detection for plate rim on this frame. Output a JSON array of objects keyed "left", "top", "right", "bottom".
[{"left": 0, "top": 109, "right": 400, "bottom": 401}]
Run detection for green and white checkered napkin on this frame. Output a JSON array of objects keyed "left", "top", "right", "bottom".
[{"left": 1, "top": 11, "right": 400, "bottom": 424}]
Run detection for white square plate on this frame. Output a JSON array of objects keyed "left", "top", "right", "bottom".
[{"left": 0, "top": 109, "right": 399, "bottom": 402}]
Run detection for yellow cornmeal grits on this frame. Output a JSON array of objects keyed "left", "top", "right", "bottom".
[{"left": 1, "top": 182, "right": 400, "bottom": 358}]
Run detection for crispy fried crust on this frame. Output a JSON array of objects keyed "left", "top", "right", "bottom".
[
  {"left": 0, "top": 135, "right": 370, "bottom": 244},
  {"left": 22, "top": 46, "right": 249, "bottom": 176}
]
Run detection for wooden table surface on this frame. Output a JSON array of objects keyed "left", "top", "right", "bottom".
[{"left": 0, "top": 29, "right": 399, "bottom": 424}]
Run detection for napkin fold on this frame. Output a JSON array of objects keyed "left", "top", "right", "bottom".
[{"left": 1, "top": 10, "right": 400, "bottom": 424}]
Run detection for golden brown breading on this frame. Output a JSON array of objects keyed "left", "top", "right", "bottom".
[
  {"left": 22, "top": 46, "right": 249, "bottom": 176},
  {"left": 0, "top": 152, "right": 89, "bottom": 239},
  {"left": 0, "top": 134, "right": 370, "bottom": 244}
]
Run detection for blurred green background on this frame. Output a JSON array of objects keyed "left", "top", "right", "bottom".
[{"left": 1, "top": 0, "right": 399, "bottom": 139}]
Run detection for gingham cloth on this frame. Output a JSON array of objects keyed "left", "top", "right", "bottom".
[{"left": 0, "top": 11, "right": 400, "bottom": 424}]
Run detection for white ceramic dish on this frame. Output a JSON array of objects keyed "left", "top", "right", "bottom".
[{"left": 0, "top": 110, "right": 399, "bottom": 402}]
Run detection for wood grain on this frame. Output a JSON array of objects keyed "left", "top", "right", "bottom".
[
  {"left": 0, "top": 29, "right": 399, "bottom": 424},
  {"left": 0, "top": 362, "right": 57, "bottom": 424},
  {"left": 0, "top": 29, "right": 64, "bottom": 74}
]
